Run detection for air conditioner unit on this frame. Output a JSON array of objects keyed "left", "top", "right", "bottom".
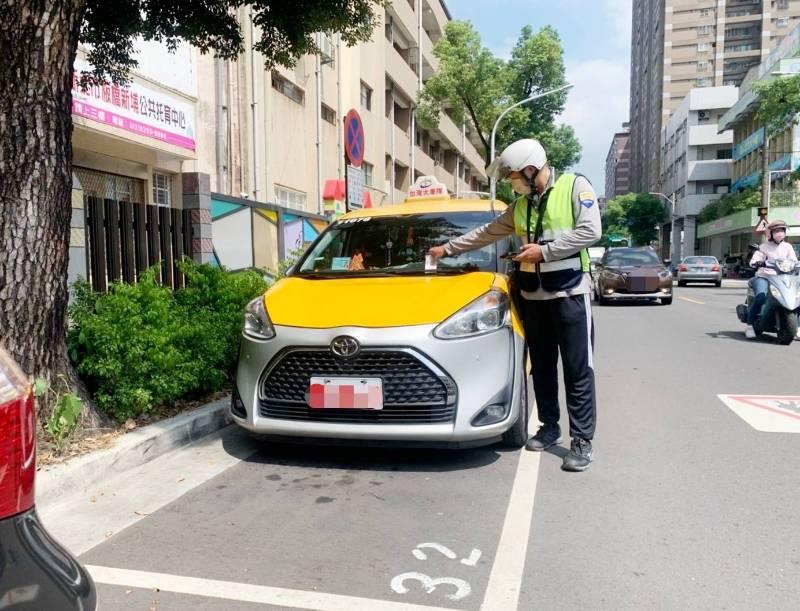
[{"left": 317, "top": 33, "right": 335, "bottom": 65}]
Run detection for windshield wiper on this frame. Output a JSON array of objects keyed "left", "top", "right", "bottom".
[{"left": 292, "top": 271, "right": 342, "bottom": 279}]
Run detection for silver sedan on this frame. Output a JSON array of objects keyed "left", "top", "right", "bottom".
[{"left": 677, "top": 256, "right": 723, "bottom": 287}]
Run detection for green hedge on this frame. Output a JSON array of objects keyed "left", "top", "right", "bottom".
[
  {"left": 697, "top": 188, "right": 761, "bottom": 224},
  {"left": 68, "top": 262, "right": 269, "bottom": 422}
]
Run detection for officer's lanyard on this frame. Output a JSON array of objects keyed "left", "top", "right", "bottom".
[{"left": 526, "top": 189, "right": 551, "bottom": 245}]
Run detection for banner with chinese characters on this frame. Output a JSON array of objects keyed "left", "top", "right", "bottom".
[{"left": 71, "top": 59, "right": 196, "bottom": 151}]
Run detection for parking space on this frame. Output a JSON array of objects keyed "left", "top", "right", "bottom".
[{"left": 80, "top": 439, "right": 526, "bottom": 610}]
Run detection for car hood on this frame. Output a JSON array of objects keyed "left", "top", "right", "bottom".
[{"left": 264, "top": 272, "right": 500, "bottom": 328}]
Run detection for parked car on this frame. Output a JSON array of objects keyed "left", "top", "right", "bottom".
[
  {"left": 0, "top": 346, "right": 97, "bottom": 611},
  {"left": 594, "top": 247, "right": 673, "bottom": 305},
  {"left": 230, "top": 177, "right": 531, "bottom": 448},
  {"left": 721, "top": 255, "right": 741, "bottom": 278},
  {"left": 677, "top": 256, "right": 722, "bottom": 287}
]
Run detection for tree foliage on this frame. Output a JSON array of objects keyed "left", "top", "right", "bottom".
[
  {"left": 697, "top": 187, "right": 761, "bottom": 224},
  {"left": 417, "top": 21, "right": 581, "bottom": 170},
  {"left": 754, "top": 74, "right": 800, "bottom": 137},
  {"left": 601, "top": 193, "right": 667, "bottom": 246},
  {"left": 80, "top": 0, "right": 385, "bottom": 85}
]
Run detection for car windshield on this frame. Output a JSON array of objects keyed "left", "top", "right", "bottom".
[
  {"left": 294, "top": 211, "right": 497, "bottom": 276},
  {"left": 685, "top": 257, "right": 717, "bottom": 265},
  {"left": 605, "top": 249, "right": 661, "bottom": 267}
]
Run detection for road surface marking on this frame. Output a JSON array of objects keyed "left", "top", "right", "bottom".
[
  {"left": 679, "top": 296, "right": 705, "bottom": 305},
  {"left": 87, "top": 565, "right": 460, "bottom": 611},
  {"left": 391, "top": 573, "right": 471, "bottom": 601},
  {"left": 480, "top": 446, "right": 542, "bottom": 611},
  {"left": 718, "top": 395, "right": 800, "bottom": 433},
  {"left": 412, "top": 543, "right": 458, "bottom": 561}
]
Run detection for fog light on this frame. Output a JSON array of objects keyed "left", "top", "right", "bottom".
[
  {"left": 471, "top": 403, "right": 509, "bottom": 427},
  {"left": 659, "top": 287, "right": 668, "bottom": 293},
  {"left": 605, "top": 288, "right": 614, "bottom": 295},
  {"left": 231, "top": 388, "right": 247, "bottom": 419}
]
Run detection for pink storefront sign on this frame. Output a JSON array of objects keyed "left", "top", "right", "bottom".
[
  {"left": 72, "top": 101, "right": 195, "bottom": 151},
  {"left": 71, "top": 58, "right": 195, "bottom": 152}
]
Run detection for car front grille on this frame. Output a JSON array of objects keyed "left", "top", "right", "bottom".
[
  {"left": 624, "top": 275, "right": 659, "bottom": 293},
  {"left": 259, "top": 349, "right": 457, "bottom": 424}
]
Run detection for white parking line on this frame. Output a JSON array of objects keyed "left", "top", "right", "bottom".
[
  {"left": 87, "top": 565, "right": 460, "bottom": 611},
  {"left": 479, "top": 447, "right": 541, "bottom": 611}
]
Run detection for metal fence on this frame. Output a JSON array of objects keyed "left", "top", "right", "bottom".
[
  {"left": 85, "top": 197, "right": 193, "bottom": 293},
  {"left": 770, "top": 190, "right": 800, "bottom": 208}
]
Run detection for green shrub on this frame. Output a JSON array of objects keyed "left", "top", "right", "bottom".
[{"left": 68, "top": 263, "right": 269, "bottom": 423}]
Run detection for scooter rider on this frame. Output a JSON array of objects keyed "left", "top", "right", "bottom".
[{"left": 745, "top": 219, "right": 798, "bottom": 339}]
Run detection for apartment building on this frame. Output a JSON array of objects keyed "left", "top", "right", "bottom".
[
  {"left": 604, "top": 123, "right": 631, "bottom": 199},
  {"left": 629, "top": 0, "right": 800, "bottom": 193},
  {"left": 659, "top": 86, "right": 738, "bottom": 260},
  {"left": 719, "top": 23, "right": 800, "bottom": 192},
  {"left": 191, "top": 0, "right": 487, "bottom": 215}
]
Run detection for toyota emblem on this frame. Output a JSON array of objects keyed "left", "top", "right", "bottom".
[{"left": 330, "top": 336, "right": 360, "bottom": 359}]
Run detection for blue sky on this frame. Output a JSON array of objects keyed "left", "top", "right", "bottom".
[{"left": 447, "top": 0, "right": 632, "bottom": 196}]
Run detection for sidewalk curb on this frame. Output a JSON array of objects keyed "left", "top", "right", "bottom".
[{"left": 37, "top": 396, "right": 232, "bottom": 507}]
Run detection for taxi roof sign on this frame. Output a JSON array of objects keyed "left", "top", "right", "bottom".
[{"left": 405, "top": 175, "right": 449, "bottom": 202}]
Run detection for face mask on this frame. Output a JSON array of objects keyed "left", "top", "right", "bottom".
[
  {"left": 772, "top": 230, "right": 786, "bottom": 243},
  {"left": 511, "top": 177, "right": 532, "bottom": 195}
]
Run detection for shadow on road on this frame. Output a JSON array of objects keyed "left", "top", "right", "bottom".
[
  {"left": 706, "top": 330, "right": 776, "bottom": 344},
  {"left": 595, "top": 300, "right": 662, "bottom": 308},
  {"left": 544, "top": 445, "right": 569, "bottom": 460},
  {"left": 222, "top": 432, "right": 507, "bottom": 474}
]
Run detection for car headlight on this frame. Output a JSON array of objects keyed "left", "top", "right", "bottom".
[
  {"left": 658, "top": 270, "right": 672, "bottom": 279},
  {"left": 243, "top": 296, "right": 275, "bottom": 340},
  {"left": 769, "top": 285, "right": 782, "bottom": 300},
  {"left": 775, "top": 259, "right": 795, "bottom": 274},
  {"left": 434, "top": 290, "right": 510, "bottom": 339}
]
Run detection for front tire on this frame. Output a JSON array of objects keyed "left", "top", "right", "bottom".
[
  {"left": 777, "top": 309, "right": 798, "bottom": 345},
  {"left": 661, "top": 296, "right": 673, "bottom": 305},
  {"left": 502, "top": 358, "right": 531, "bottom": 448}
]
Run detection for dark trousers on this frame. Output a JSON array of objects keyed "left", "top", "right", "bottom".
[{"left": 521, "top": 294, "right": 597, "bottom": 441}]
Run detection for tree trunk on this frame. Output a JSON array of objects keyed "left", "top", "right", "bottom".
[{"left": 0, "top": 0, "right": 105, "bottom": 428}]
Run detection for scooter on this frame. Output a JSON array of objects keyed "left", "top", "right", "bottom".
[{"left": 736, "top": 258, "right": 800, "bottom": 345}]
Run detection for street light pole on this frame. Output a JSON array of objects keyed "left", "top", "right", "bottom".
[
  {"left": 649, "top": 191, "right": 676, "bottom": 261},
  {"left": 488, "top": 84, "right": 573, "bottom": 202}
]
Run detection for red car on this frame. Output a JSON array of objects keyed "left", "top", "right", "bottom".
[{"left": 0, "top": 346, "right": 97, "bottom": 610}]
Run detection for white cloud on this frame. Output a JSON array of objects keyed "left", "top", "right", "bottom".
[
  {"left": 605, "top": 0, "right": 633, "bottom": 49},
  {"left": 560, "top": 57, "right": 630, "bottom": 195}
]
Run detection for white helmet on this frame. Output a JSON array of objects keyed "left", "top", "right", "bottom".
[{"left": 487, "top": 139, "right": 548, "bottom": 180}]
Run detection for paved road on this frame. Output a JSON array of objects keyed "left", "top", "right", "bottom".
[{"left": 41, "top": 281, "right": 800, "bottom": 610}]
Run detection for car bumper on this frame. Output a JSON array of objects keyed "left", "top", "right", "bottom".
[
  {"left": 0, "top": 508, "right": 97, "bottom": 611},
  {"left": 234, "top": 324, "right": 526, "bottom": 446},
  {"left": 606, "top": 290, "right": 671, "bottom": 300},
  {"left": 678, "top": 273, "right": 721, "bottom": 282}
]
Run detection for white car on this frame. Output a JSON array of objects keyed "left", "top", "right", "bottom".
[{"left": 677, "top": 256, "right": 723, "bottom": 287}]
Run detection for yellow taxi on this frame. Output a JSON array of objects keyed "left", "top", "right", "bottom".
[{"left": 232, "top": 177, "right": 531, "bottom": 448}]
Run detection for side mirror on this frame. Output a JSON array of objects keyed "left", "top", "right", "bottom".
[{"left": 663, "top": 259, "right": 672, "bottom": 266}]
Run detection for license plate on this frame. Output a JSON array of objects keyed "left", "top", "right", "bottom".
[
  {"left": 308, "top": 377, "right": 383, "bottom": 410},
  {"left": 691, "top": 267, "right": 702, "bottom": 272},
  {"left": 631, "top": 277, "right": 656, "bottom": 291}
]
